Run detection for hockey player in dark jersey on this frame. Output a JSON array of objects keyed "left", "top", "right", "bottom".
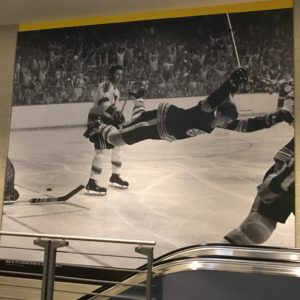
[
  {"left": 223, "top": 85, "right": 294, "bottom": 245},
  {"left": 4, "top": 158, "right": 19, "bottom": 203},
  {"left": 85, "top": 67, "right": 248, "bottom": 148}
]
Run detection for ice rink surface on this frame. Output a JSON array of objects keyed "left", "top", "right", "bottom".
[{"left": 0, "top": 121, "right": 295, "bottom": 267}]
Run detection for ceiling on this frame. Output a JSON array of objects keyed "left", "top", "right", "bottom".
[{"left": 0, "top": 0, "right": 268, "bottom": 26}]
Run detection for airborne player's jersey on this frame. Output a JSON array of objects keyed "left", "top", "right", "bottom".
[{"left": 121, "top": 101, "right": 215, "bottom": 145}]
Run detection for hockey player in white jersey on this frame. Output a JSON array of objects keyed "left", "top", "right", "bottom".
[{"left": 85, "top": 65, "right": 128, "bottom": 196}]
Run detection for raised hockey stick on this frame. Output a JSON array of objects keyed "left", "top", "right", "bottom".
[
  {"left": 29, "top": 185, "right": 84, "bottom": 204},
  {"left": 226, "top": 13, "right": 241, "bottom": 68}
]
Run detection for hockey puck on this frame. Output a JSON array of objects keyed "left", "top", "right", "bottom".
[{"left": 46, "top": 188, "right": 52, "bottom": 191}]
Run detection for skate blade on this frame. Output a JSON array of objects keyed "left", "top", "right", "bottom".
[
  {"left": 109, "top": 182, "right": 129, "bottom": 189},
  {"left": 84, "top": 189, "right": 107, "bottom": 196},
  {"left": 3, "top": 201, "right": 16, "bottom": 205}
]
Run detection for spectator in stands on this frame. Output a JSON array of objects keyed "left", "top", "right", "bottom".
[{"left": 12, "top": 11, "right": 293, "bottom": 106}]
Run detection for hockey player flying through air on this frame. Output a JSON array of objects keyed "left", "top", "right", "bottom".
[{"left": 84, "top": 67, "right": 248, "bottom": 148}]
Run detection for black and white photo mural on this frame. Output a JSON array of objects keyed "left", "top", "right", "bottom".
[{"left": 1, "top": 2, "right": 295, "bottom": 265}]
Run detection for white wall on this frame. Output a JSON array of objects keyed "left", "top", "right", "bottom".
[{"left": 10, "top": 93, "right": 278, "bottom": 130}]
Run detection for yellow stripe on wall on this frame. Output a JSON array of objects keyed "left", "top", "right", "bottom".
[{"left": 19, "top": 0, "right": 293, "bottom": 32}]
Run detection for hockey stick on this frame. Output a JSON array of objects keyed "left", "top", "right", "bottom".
[
  {"left": 121, "top": 73, "right": 133, "bottom": 113},
  {"left": 121, "top": 98, "right": 128, "bottom": 113},
  {"left": 29, "top": 185, "right": 84, "bottom": 204},
  {"left": 226, "top": 13, "right": 241, "bottom": 67}
]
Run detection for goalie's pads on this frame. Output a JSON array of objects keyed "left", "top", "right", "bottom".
[{"left": 224, "top": 212, "right": 277, "bottom": 245}]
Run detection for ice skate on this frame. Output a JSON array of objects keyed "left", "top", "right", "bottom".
[
  {"left": 85, "top": 179, "right": 107, "bottom": 196},
  {"left": 109, "top": 174, "right": 129, "bottom": 189}
]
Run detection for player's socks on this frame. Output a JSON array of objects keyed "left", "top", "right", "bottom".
[
  {"left": 85, "top": 179, "right": 107, "bottom": 195},
  {"left": 109, "top": 174, "right": 129, "bottom": 188}
]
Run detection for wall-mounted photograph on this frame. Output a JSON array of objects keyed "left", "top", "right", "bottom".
[{"left": 1, "top": 5, "right": 294, "bottom": 267}]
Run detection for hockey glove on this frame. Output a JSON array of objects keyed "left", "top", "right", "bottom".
[
  {"left": 128, "top": 88, "right": 147, "bottom": 99},
  {"left": 106, "top": 104, "right": 117, "bottom": 115},
  {"left": 106, "top": 104, "right": 125, "bottom": 126},
  {"left": 113, "top": 110, "right": 125, "bottom": 125},
  {"left": 229, "top": 67, "right": 248, "bottom": 88},
  {"left": 273, "top": 110, "right": 294, "bottom": 124},
  {"left": 202, "top": 68, "right": 248, "bottom": 112}
]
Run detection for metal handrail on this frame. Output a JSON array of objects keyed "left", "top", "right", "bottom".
[
  {"left": 98, "top": 255, "right": 300, "bottom": 298},
  {"left": 154, "top": 244, "right": 300, "bottom": 264},
  {"left": 0, "top": 231, "right": 156, "bottom": 246},
  {"left": 0, "top": 231, "right": 156, "bottom": 300}
]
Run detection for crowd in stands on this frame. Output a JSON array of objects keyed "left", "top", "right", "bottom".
[{"left": 12, "top": 10, "right": 293, "bottom": 106}]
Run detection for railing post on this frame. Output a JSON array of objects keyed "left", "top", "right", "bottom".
[
  {"left": 135, "top": 245, "right": 154, "bottom": 300},
  {"left": 34, "top": 238, "right": 69, "bottom": 300}
]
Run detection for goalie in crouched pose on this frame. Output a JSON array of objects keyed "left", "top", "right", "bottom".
[
  {"left": 224, "top": 83, "right": 295, "bottom": 245},
  {"left": 84, "top": 67, "right": 248, "bottom": 148},
  {"left": 224, "top": 138, "right": 295, "bottom": 245}
]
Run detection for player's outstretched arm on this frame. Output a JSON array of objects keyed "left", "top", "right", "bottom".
[
  {"left": 202, "top": 67, "right": 248, "bottom": 112},
  {"left": 222, "top": 109, "right": 294, "bottom": 132}
]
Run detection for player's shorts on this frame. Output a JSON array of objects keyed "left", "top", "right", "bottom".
[
  {"left": 121, "top": 109, "right": 161, "bottom": 144},
  {"left": 84, "top": 125, "right": 114, "bottom": 150}
]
